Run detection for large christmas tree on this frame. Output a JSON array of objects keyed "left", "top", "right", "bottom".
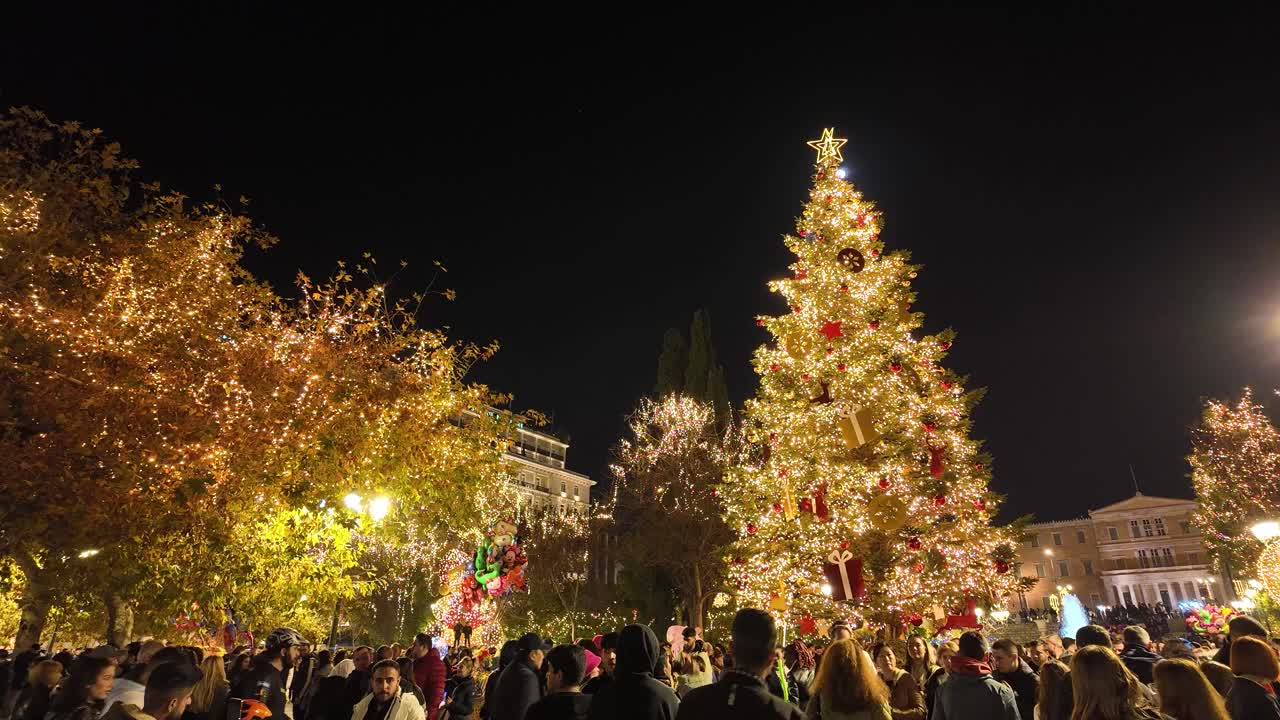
[{"left": 725, "top": 129, "right": 1021, "bottom": 633}]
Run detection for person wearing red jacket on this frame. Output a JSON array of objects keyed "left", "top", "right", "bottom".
[{"left": 410, "top": 633, "right": 446, "bottom": 720}]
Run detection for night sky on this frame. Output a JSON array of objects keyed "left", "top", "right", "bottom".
[{"left": 7, "top": 8, "right": 1280, "bottom": 521}]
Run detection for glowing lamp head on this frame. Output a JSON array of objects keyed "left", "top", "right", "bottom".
[
  {"left": 973, "top": 607, "right": 985, "bottom": 618},
  {"left": 820, "top": 583, "right": 833, "bottom": 597},
  {"left": 835, "top": 167, "right": 848, "bottom": 179},
  {"left": 1252, "top": 521, "right": 1280, "bottom": 542},
  {"left": 78, "top": 549, "right": 100, "bottom": 559},
  {"left": 368, "top": 495, "right": 391, "bottom": 521},
  {"left": 343, "top": 493, "right": 363, "bottom": 512}
]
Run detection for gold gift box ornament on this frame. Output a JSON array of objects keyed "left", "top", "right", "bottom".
[{"left": 838, "top": 406, "right": 880, "bottom": 449}]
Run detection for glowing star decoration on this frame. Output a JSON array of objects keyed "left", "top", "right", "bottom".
[{"left": 806, "top": 128, "right": 848, "bottom": 165}]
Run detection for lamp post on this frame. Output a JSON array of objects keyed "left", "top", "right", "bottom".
[{"left": 328, "top": 492, "right": 392, "bottom": 648}]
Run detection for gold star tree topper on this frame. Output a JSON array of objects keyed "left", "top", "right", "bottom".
[{"left": 806, "top": 127, "right": 847, "bottom": 164}]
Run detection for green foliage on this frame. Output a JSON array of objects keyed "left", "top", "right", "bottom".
[{"left": 655, "top": 329, "right": 688, "bottom": 396}]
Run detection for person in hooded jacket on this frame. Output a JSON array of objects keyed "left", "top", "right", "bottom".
[
  {"left": 587, "top": 625, "right": 679, "bottom": 720},
  {"left": 676, "top": 608, "right": 804, "bottom": 720},
  {"left": 480, "top": 641, "right": 519, "bottom": 720},
  {"left": 930, "top": 631, "right": 1019, "bottom": 720}
]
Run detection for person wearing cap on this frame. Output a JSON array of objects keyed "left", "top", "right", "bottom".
[
  {"left": 524, "top": 645, "right": 590, "bottom": 720},
  {"left": 408, "top": 634, "right": 445, "bottom": 720},
  {"left": 350, "top": 659, "right": 425, "bottom": 720},
  {"left": 676, "top": 609, "right": 803, "bottom": 720},
  {"left": 489, "top": 633, "right": 550, "bottom": 720},
  {"left": 587, "top": 624, "right": 679, "bottom": 720},
  {"left": 101, "top": 661, "right": 203, "bottom": 720},
  {"left": 231, "top": 628, "right": 305, "bottom": 720},
  {"left": 581, "top": 633, "right": 618, "bottom": 695}
]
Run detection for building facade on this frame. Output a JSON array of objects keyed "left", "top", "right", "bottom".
[
  {"left": 1010, "top": 493, "right": 1230, "bottom": 613},
  {"left": 503, "top": 422, "right": 593, "bottom": 517}
]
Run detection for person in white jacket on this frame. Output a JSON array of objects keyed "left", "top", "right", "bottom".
[{"left": 351, "top": 660, "right": 426, "bottom": 720}]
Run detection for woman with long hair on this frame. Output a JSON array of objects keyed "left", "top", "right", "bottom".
[
  {"left": 14, "top": 660, "right": 62, "bottom": 720},
  {"left": 871, "top": 643, "right": 925, "bottom": 720},
  {"left": 44, "top": 657, "right": 114, "bottom": 720},
  {"left": 903, "top": 637, "right": 939, "bottom": 717},
  {"left": 1069, "top": 645, "right": 1163, "bottom": 720},
  {"left": 1035, "top": 660, "right": 1072, "bottom": 720},
  {"left": 1152, "top": 658, "right": 1228, "bottom": 720},
  {"left": 807, "top": 638, "right": 891, "bottom": 720},
  {"left": 186, "top": 655, "right": 230, "bottom": 720}
]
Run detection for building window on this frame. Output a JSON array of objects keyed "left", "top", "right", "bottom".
[
  {"left": 1142, "top": 519, "right": 1154, "bottom": 537},
  {"left": 1030, "top": 535, "right": 1039, "bottom": 548},
  {"left": 1180, "top": 521, "right": 1192, "bottom": 534},
  {"left": 1053, "top": 532, "right": 1063, "bottom": 546},
  {"left": 1091, "top": 593, "right": 1102, "bottom": 606},
  {"left": 1107, "top": 527, "right": 1118, "bottom": 541},
  {"left": 1077, "top": 530, "right": 1086, "bottom": 544},
  {"left": 1188, "top": 552, "right": 1199, "bottom": 564},
  {"left": 1130, "top": 520, "right": 1141, "bottom": 538},
  {"left": 561, "top": 481, "right": 567, "bottom": 497},
  {"left": 1154, "top": 518, "right": 1166, "bottom": 536},
  {"left": 1058, "top": 560, "right": 1069, "bottom": 577},
  {"left": 1083, "top": 559, "right": 1094, "bottom": 576},
  {"left": 573, "top": 486, "right": 580, "bottom": 500},
  {"left": 1137, "top": 549, "right": 1150, "bottom": 568},
  {"left": 1035, "top": 562, "right": 1045, "bottom": 578},
  {"left": 1161, "top": 548, "right": 1174, "bottom": 567}
]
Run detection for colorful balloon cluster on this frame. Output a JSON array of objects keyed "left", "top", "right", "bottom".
[
  {"left": 457, "top": 520, "right": 528, "bottom": 610},
  {"left": 1186, "top": 604, "right": 1237, "bottom": 635}
]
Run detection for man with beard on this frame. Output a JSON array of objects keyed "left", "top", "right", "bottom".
[{"left": 232, "top": 628, "right": 306, "bottom": 720}]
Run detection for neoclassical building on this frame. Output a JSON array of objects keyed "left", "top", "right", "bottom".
[
  {"left": 1009, "top": 493, "right": 1231, "bottom": 613},
  {"left": 503, "top": 421, "right": 594, "bottom": 517}
]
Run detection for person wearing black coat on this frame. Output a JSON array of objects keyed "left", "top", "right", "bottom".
[
  {"left": 480, "top": 641, "right": 519, "bottom": 720},
  {"left": 676, "top": 609, "right": 804, "bottom": 720},
  {"left": 442, "top": 658, "right": 479, "bottom": 720},
  {"left": 489, "top": 633, "right": 550, "bottom": 720},
  {"left": 1227, "top": 636, "right": 1280, "bottom": 720},
  {"left": 990, "top": 638, "right": 1039, "bottom": 720},
  {"left": 587, "top": 625, "right": 679, "bottom": 720},
  {"left": 1118, "top": 626, "right": 1161, "bottom": 685}
]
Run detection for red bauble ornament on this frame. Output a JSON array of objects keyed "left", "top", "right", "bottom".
[
  {"left": 778, "top": 468, "right": 789, "bottom": 477},
  {"left": 825, "top": 194, "right": 833, "bottom": 201},
  {"left": 839, "top": 539, "right": 850, "bottom": 550},
  {"left": 890, "top": 362, "right": 903, "bottom": 373},
  {"left": 923, "top": 421, "right": 937, "bottom": 433},
  {"left": 973, "top": 462, "right": 984, "bottom": 471},
  {"left": 756, "top": 318, "right": 765, "bottom": 327},
  {"left": 791, "top": 305, "right": 802, "bottom": 313},
  {"left": 796, "top": 268, "right": 808, "bottom": 280},
  {"left": 973, "top": 499, "right": 987, "bottom": 511},
  {"left": 933, "top": 494, "right": 948, "bottom": 507},
  {"left": 995, "top": 560, "right": 1010, "bottom": 574},
  {"left": 868, "top": 320, "right": 880, "bottom": 329},
  {"left": 910, "top": 614, "right": 924, "bottom": 627},
  {"left": 907, "top": 537, "right": 922, "bottom": 551},
  {"left": 769, "top": 432, "right": 778, "bottom": 443},
  {"left": 839, "top": 284, "right": 849, "bottom": 293},
  {"left": 940, "top": 381, "right": 953, "bottom": 390},
  {"left": 837, "top": 363, "right": 847, "bottom": 372},
  {"left": 911, "top": 563, "right": 924, "bottom": 574},
  {"left": 711, "top": 488, "right": 719, "bottom": 497},
  {"left": 870, "top": 248, "right": 880, "bottom": 257},
  {"left": 769, "top": 363, "right": 780, "bottom": 372},
  {"left": 826, "top": 346, "right": 834, "bottom": 355},
  {"left": 801, "top": 373, "right": 811, "bottom": 382},
  {"left": 816, "top": 172, "right": 825, "bottom": 180},
  {"left": 746, "top": 523, "right": 758, "bottom": 535},
  {"left": 939, "top": 340, "right": 952, "bottom": 350},
  {"left": 878, "top": 476, "right": 891, "bottom": 490},
  {"left": 772, "top": 503, "right": 783, "bottom": 513}
]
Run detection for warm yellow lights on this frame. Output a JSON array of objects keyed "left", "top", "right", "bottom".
[
  {"left": 1251, "top": 520, "right": 1280, "bottom": 542},
  {"left": 806, "top": 128, "right": 847, "bottom": 165}
]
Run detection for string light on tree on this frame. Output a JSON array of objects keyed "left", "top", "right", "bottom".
[{"left": 724, "top": 128, "right": 1022, "bottom": 633}]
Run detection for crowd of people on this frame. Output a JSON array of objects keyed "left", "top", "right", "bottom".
[{"left": 3, "top": 608, "right": 1280, "bottom": 720}]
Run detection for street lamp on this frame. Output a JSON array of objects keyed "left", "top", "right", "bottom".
[
  {"left": 344, "top": 493, "right": 364, "bottom": 512},
  {"left": 1251, "top": 520, "right": 1280, "bottom": 542},
  {"left": 368, "top": 496, "right": 391, "bottom": 522},
  {"left": 77, "top": 549, "right": 100, "bottom": 559}
]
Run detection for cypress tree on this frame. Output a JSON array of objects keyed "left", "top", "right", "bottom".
[
  {"left": 685, "top": 309, "right": 713, "bottom": 401},
  {"left": 655, "top": 328, "right": 688, "bottom": 396}
]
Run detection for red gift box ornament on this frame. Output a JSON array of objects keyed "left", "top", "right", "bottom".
[
  {"left": 937, "top": 597, "right": 982, "bottom": 633},
  {"left": 798, "top": 483, "right": 831, "bottom": 522},
  {"left": 928, "top": 442, "right": 946, "bottom": 479},
  {"left": 823, "top": 548, "right": 865, "bottom": 602}
]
